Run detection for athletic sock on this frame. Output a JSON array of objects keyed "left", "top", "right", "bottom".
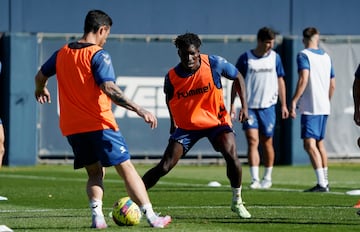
[
  {"left": 250, "top": 166, "right": 260, "bottom": 182},
  {"left": 323, "top": 167, "right": 329, "bottom": 186},
  {"left": 140, "top": 203, "right": 157, "bottom": 221},
  {"left": 263, "top": 167, "right": 273, "bottom": 181},
  {"left": 315, "top": 168, "right": 326, "bottom": 187},
  {"left": 232, "top": 186, "right": 243, "bottom": 203},
  {"left": 89, "top": 199, "right": 104, "bottom": 217}
]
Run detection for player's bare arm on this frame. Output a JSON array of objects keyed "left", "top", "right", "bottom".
[
  {"left": 329, "top": 78, "right": 336, "bottom": 100},
  {"left": 229, "top": 82, "right": 237, "bottom": 121},
  {"left": 100, "top": 81, "right": 157, "bottom": 129},
  {"left": 353, "top": 78, "right": 360, "bottom": 126},
  {"left": 34, "top": 70, "right": 51, "bottom": 104},
  {"left": 165, "top": 97, "right": 176, "bottom": 134},
  {"left": 278, "top": 77, "right": 289, "bottom": 119},
  {"left": 290, "top": 69, "right": 309, "bottom": 118},
  {"left": 233, "top": 73, "right": 248, "bottom": 122}
]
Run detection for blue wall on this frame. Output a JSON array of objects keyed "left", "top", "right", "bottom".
[
  {"left": 1, "top": 0, "right": 359, "bottom": 166},
  {"left": 1, "top": 0, "right": 360, "bottom": 35},
  {"left": 1, "top": 34, "right": 38, "bottom": 166}
]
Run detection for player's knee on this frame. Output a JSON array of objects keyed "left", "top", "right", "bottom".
[{"left": 303, "top": 141, "right": 316, "bottom": 154}]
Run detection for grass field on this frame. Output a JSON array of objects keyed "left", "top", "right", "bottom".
[{"left": 0, "top": 162, "right": 360, "bottom": 231}]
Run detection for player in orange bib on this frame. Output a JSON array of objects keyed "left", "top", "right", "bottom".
[
  {"left": 34, "top": 10, "right": 171, "bottom": 229},
  {"left": 142, "top": 32, "right": 251, "bottom": 219}
]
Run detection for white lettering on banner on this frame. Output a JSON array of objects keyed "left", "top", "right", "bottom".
[{"left": 114, "top": 76, "right": 169, "bottom": 118}]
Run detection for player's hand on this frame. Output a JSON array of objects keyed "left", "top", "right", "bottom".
[
  {"left": 289, "top": 102, "right": 297, "bottom": 119},
  {"left": 238, "top": 108, "right": 248, "bottom": 123},
  {"left": 138, "top": 108, "right": 158, "bottom": 129},
  {"left": 290, "top": 109, "right": 296, "bottom": 119},
  {"left": 35, "top": 88, "right": 51, "bottom": 104},
  {"left": 230, "top": 108, "right": 236, "bottom": 121},
  {"left": 281, "top": 105, "right": 289, "bottom": 119}
]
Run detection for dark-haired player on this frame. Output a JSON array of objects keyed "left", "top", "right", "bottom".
[
  {"left": 290, "top": 27, "right": 335, "bottom": 192},
  {"left": 34, "top": 9, "right": 171, "bottom": 228},
  {"left": 142, "top": 32, "right": 251, "bottom": 219},
  {"left": 230, "top": 27, "right": 288, "bottom": 190}
]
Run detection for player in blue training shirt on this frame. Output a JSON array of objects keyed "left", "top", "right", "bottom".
[
  {"left": 290, "top": 27, "right": 335, "bottom": 192},
  {"left": 230, "top": 27, "right": 288, "bottom": 190}
]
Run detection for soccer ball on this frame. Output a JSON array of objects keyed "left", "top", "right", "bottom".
[{"left": 112, "top": 197, "right": 142, "bottom": 226}]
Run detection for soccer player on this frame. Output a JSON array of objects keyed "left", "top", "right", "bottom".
[
  {"left": 230, "top": 27, "right": 288, "bottom": 189},
  {"left": 142, "top": 32, "right": 251, "bottom": 219},
  {"left": 290, "top": 27, "right": 335, "bottom": 192},
  {"left": 34, "top": 10, "right": 171, "bottom": 228},
  {"left": 352, "top": 64, "right": 360, "bottom": 213},
  {"left": 353, "top": 64, "right": 360, "bottom": 127}
]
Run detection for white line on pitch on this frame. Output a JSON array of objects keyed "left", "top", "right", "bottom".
[
  {"left": 0, "top": 174, "right": 348, "bottom": 195},
  {"left": 0, "top": 205, "right": 354, "bottom": 214}
]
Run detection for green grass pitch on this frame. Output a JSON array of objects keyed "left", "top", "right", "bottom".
[{"left": 0, "top": 162, "right": 360, "bottom": 231}]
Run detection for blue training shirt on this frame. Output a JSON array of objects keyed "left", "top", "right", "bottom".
[
  {"left": 40, "top": 43, "right": 116, "bottom": 86},
  {"left": 297, "top": 48, "right": 335, "bottom": 78},
  {"left": 235, "top": 50, "right": 285, "bottom": 78}
]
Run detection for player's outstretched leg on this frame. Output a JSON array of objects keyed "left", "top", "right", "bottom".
[
  {"left": 218, "top": 132, "right": 252, "bottom": 219},
  {"left": 116, "top": 160, "right": 172, "bottom": 228}
]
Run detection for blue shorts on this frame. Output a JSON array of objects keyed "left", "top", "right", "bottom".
[
  {"left": 67, "top": 129, "right": 130, "bottom": 169},
  {"left": 301, "top": 115, "right": 328, "bottom": 140},
  {"left": 242, "top": 105, "right": 276, "bottom": 137},
  {"left": 170, "top": 125, "right": 234, "bottom": 155}
]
